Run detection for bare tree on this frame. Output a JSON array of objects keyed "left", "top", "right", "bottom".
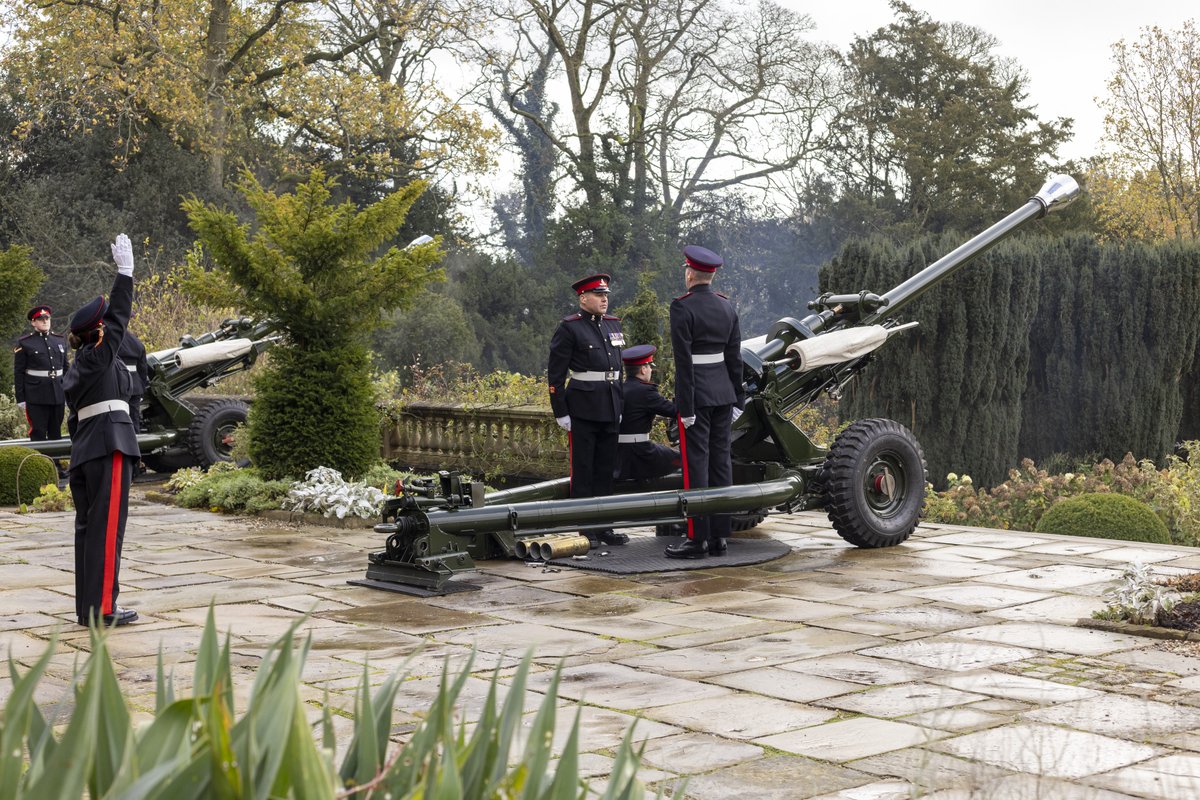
[
  {"left": 477, "top": 0, "right": 843, "bottom": 252},
  {"left": 1099, "top": 20, "right": 1200, "bottom": 240}
]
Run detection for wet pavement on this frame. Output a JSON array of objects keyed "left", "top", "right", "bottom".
[{"left": 3, "top": 491, "right": 1200, "bottom": 799}]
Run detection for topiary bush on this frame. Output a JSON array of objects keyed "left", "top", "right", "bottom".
[
  {"left": 0, "top": 445, "right": 58, "bottom": 506},
  {"left": 1034, "top": 492, "right": 1170, "bottom": 544}
]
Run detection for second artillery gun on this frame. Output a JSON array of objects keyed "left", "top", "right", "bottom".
[
  {"left": 1, "top": 317, "right": 278, "bottom": 471},
  {"left": 360, "top": 175, "right": 1082, "bottom": 594}
]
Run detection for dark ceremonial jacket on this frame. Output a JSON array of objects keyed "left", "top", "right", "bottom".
[
  {"left": 619, "top": 379, "right": 675, "bottom": 437},
  {"left": 669, "top": 283, "right": 745, "bottom": 418},
  {"left": 118, "top": 332, "right": 149, "bottom": 397},
  {"left": 13, "top": 330, "right": 67, "bottom": 405},
  {"left": 616, "top": 379, "right": 679, "bottom": 480},
  {"left": 62, "top": 274, "right": 140, "bottom": 469},
  {"left": 547, "top": 311, "right": 625, "bottom": 422}
]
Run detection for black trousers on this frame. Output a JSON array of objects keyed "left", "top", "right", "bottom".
[
  {"left": 129, "top": 394, "right": 143, "bottom": 432},
  {"left": 70, "top": 450, "right": 133, "bottom": 622},
  {"left": 569, "top": 417, "right": 618, "bottom": 500},
  {"left": 25, "top": 403, "right": 64, "bottom": 441},
  {"left": 616, "top": 442, "right": 681, "bottom": 481},
  {"left": 678, "top": 404, "right": 733, "bottom": 542}
]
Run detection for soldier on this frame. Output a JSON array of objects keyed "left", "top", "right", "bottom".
[
  {"left": 63, "top": 234, "right": 141, "bottom": 627},
  {"left": 547, "top": 273, "right": 629, "bottom": 547},
  {"left": 665, "top": 245, "right": 745, "bottom": 559},
  {"left": 615, "top": 344, "right": 680, "bottom": 482},
  {"left": 118, "top": 330, "right": 149, "bottom": 432},
  {"left": 13, "top": 305, "right": 67, "bottom": 441}
]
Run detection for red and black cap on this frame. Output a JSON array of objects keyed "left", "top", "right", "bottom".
[
  {"left": 69, "top": 296, "right": 108, "bottom": 335},
  {"left": 27, "top": 305, "right": 52, "bottom": 321},
  {"left": 683, "top": 245, "right": 723, "bottom": 273},
  {"left": 622, "top": 344, "right": 656, "bottom": 366},
  {"left": 572, "top": 273, "right": 612, "bottom": 294}
]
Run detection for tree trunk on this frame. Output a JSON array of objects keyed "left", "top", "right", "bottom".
[{"left": 204, "top": 0, "right": 232, "bottom": 195}]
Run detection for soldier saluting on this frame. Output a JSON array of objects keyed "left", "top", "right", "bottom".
[
  {"left": 547, "top": 273, "right": 629, "bottom": 547},
  {"left": 666, "top": 245, "right": 745, "bottom": 559},
  {"left": 13, "top": 305, "right": 67, "bottom": 441}
]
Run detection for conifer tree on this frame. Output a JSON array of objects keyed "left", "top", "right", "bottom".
[{"left": 181, "top": 170, "right": 441, "bottom": 479}]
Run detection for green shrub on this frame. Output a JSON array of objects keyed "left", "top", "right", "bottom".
[
  {"left": 0, "top": 610, "right": 663, "bottom": 798},
  {"left": 1035, "top": 492, "right": 1170, "bottom": 544},
  {"left": 174, "top": 465, "right": 290, "bottom": 513},
  {"left": 250, "top": 344, "right": 381, "bottom": 480},
  {"left": 0, "top": 445, "right": 58, "bottom": 506},
  {"left": 0, "top": 392, "right": 26, "bottom": 439}
]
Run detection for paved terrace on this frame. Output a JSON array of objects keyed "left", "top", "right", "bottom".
[{"left": 4, "top": 489, "right": 1200, "bottom": 799}]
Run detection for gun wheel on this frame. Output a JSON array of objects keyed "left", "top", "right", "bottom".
[
  {"left": 731, "top": 510, "right": 767, "bottom": 531},
  {"left": 823, "top": 418, "right": 926, "bottom": 548},
  {"left": 186, "top": 398, "right": 249, "bottom": 468}
]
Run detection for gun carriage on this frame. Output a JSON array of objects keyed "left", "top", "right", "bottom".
[
  {"left": 2, "top": 317, "right": 278, "bottom": 471},
  {"left": 361, "top": 175, "right": 1081, "bottom": 594}
]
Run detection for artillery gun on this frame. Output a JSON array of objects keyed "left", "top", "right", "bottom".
[
  {"left": 357, "top": 175, "right": 1082, "bottom": 593},
  {"left": 1, "top": 317, "right": 278, "bottom": 471}
]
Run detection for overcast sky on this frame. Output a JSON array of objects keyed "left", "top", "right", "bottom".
[{"left": 790, "top": 0, "right": 1198, "bottom": 162}]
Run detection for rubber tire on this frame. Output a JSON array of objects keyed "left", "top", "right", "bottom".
[
  {"left": 823, "top": 418, "right": 926, "bottom": 548},
  {"left": 186, "top": 398, "right": 249, "bottom": 468},
  {"left": 731, "top": 509, "right": 767, "bottom": 531}
]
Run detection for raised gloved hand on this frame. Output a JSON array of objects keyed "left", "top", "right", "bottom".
[
  {"left": 681, "top": 415, "right": 696, "bottom": 429},
  {"left": 17, "top": 401, "right": 26, "bottom": 411},
  {"left": 556, "top": 415, "right": 571, "bottom": 432},
  {"left": 731, "top": 407, "right": 743, "bottom": 422},
  {"left": 111, "top": 233, "right": 134, "bottom": 277}
]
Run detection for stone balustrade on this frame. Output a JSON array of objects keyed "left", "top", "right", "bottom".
[{"left": 381, "top": 402, "right": 568, "bottom": 479}]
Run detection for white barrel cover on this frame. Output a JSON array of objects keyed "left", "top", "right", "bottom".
[
  {"left": 784, "top": 326, "right": 890, "bottom": 372},
  {"left": 173, "top": 338, "right": 254, "bottom": 369}
]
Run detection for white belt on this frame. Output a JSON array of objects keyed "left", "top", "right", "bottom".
[
  {"left": 76, "top": 399, "right": 130, "bottom": 421},
  {"left": 26, "top": 369, "right": 60, "bottom": 378},
  {"left": 123, "top": 364, "right": 138, "bottom": 372},
  {"left": 618, "top": 433, "right": 650, "bottom": 443},
  {"left": 569, "top": 370, "right": 619, "bottom": 382},
  {"left": 693, "top": 352, "right": 724, "bottom": 364}
]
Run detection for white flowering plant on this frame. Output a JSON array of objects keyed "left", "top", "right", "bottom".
[
  {"left": 283, "top": 466, "right": 386, "bottom": 519},
  {"left": 1094, "top": 561, "right": 1176, "bottom": 625}
]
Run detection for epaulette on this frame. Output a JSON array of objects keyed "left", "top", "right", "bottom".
[
  {"left": 18, "top": 333, "right": 33, "bottom": 340},
  {"left": 603, "top": 314, "right": 621, "bottom": 321},
  {"left": 673, "top": 291, "right": 692, "bottom": 301},
  {"left": 562, "top": 312, "right": 583, "bottom": 322}
]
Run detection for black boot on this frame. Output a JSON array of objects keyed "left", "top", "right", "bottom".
[
  {"left": 597, "top": 530, "right": 629, "bottom": 545},
  {"left": 709, "top": 538, "right": 727, "bottom": 555},
  {"left": 665, "top": 538, "right": 708, "bottom": 559}
]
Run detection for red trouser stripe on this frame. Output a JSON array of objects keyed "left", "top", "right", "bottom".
[
  {"left": 24, "top": 408, "right": 31, "bottom": 437},
  {"left": 567, "top": 430, "right": 573, "bottom": 494},
  {"left": 102, "top": 451, "right": 123, "bottom": 615},
  {"left": 677, "top": 415, "right": 694, "bottom": 540}
]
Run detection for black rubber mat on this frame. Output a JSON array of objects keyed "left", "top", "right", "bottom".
[{"left": 546, "top": 536, "right": 790, "bottom": 574}]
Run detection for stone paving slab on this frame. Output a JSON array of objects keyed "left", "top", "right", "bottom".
[{"left": 6, "top": 500, "right": 1200, "bottom": 797}]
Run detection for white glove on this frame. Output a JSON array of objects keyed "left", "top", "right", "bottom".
[
  {"left": 556, "top": 415, "right": 571, "bottom": 432},
  {"left": 731, "top": 407, "right": 743, "bottom": 422},
  {"left": 17, "top": 401, "right": 26, "bottom": 411},
  {"left": 681, "top": 416, "right": 696, "bottom": 429},
  {"left": 111, "top": 233, "right": 134, "bottom": 276}
]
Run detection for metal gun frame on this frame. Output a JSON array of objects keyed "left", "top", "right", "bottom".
[{"left": 360, "top": 175, "right": 1081, "bottom": 594}]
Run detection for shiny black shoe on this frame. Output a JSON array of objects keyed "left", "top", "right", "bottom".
[
  {"left": 708, "top": 538, "right": 727, "bottom": 556},
  {"left": 597, "top": 530, "right": 629, "bottom": 546},
  {"left": 78, "top": 606, "right": 139, "bottom": 627},
  {"left": 665, "top": 538, "right": 708, "bottom": 559}
]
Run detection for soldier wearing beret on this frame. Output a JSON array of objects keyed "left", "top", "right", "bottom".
[
  {"left": 666, "top": 245, "right": 745, "bottom": 559},
  {"left": 63, "top": 234, "right": 141, "bottom": 627},
  {"left": 13, "top": 305, "right": 67, "bottom": 441},
  {"left": 547, "top": 273, "right": 629, "bottom": 547},
  {"left": 615, "top": 344, "right": 680, "bottom": 482}
]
